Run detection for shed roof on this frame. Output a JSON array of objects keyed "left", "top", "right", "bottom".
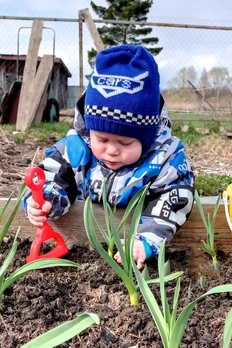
[{"left": 0, "top": 54, "right": 72, "bottom": 77}]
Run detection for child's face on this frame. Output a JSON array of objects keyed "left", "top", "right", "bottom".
[{"left": 90, "top": 130, "right": 142, "bottom": 170}]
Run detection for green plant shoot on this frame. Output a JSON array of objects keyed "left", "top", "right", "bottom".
[
  {"left": 223, "top": 308, "right": 232, "bottom": 348},
  {"left": 0, "top": 183, "right": 26, "bottom": 246},
  {"left": 132, "top": 238, "right": 232, "bottom": 348},
  {"left": 194, "top": 190, "right": 220, "bottom": 269},
  {"left": 84, "top": 184, "right": 149, "bottom": 305},
  {"left": 21, "top": 312, "right": 100, "bottom": 348},
  {"left": 97, "top": 181, "right": 151, "bottom": 257},
  {"left": 84, "top": 184, "right": 183, "bottom": 306}
]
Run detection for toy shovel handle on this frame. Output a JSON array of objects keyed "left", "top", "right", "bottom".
[{"left": 25, "top": 167, "right": 46, "bottom": 209}]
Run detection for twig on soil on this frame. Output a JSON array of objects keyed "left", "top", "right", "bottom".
[{"left": 31, "top": 147, "right": 40, "bottom": 167}]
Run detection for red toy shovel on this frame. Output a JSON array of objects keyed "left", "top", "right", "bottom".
[{"left": 25, "top": 167, "right": 68, "bottom": 263}]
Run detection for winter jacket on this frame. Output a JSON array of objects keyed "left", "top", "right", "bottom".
[{"left": 23, "top": 94, "right": 195, "bottom": 257}]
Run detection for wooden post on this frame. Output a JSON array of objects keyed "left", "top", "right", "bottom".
[
  {"left": 79, "top": 8, "right": 105, "bottom": 52},
  {"left": 16, "top": 20, "right": 44, "bottom": 131},
  {"left": 31, "top": 55, "right": 53, "bottom": 124}
]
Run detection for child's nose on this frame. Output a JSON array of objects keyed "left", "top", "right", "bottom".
[{"left": 106, "top": 144, "right": 120, "bottom": 155}]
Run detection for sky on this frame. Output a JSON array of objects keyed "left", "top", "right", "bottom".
[
  {"left": 0, "top": 0, "right": 232, "bottom": 88},
  {"left": 0, "top": 0, "right": 231, "bottom": 22}
]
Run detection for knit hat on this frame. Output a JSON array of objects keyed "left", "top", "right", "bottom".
[{"left": 84, "top": 44, "right": 161, "bottom": 151}]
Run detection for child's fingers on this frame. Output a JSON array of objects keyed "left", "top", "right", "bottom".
[
  {"left": 135, "top": 256, "right": 144, "bottom": 270},
  {"left": 42, "top": 201, "right": 52, "bottom": 214},
  {"left": 114, "top": 251, "right": 122, "bottom": 264},
  {"left": 28, "top": 214, "right": 46, "bottom": 226},
  {"left": 27, "top": 196, "right": 40, "bottom": 209},
  {"left": 27, "top": 205, "right": 43, "bottom": 216}
]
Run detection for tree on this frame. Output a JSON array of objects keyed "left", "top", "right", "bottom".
[
  {"left": 168, "top": 66, "right": 197, "bottom": 89},
  {"left": 199, "top": 68, "right": 210, "bottom": 90},
  {"left": 198, "top": 68, "right": 212, "bottom": 98},
  {"left": 87, "top": 0, "right": 163, "bottom": 73},
  {"left": 208, "top": 67, "right": 230, "bottom": 89}
]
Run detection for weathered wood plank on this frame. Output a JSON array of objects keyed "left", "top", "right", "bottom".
[
  {"left": 80, "top": 8, "right": 105, "bottom": 52},
  {"left": 1, "top": 198, "right": 232, "bottom": 254},
  {"left": 16, "top": 20, "right": 44, "bottom": 131},
  {"left": 31, "top": 54, "right": 53, "bottom": 124}
]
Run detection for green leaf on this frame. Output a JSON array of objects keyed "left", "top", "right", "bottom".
[
  {"left": 158, "top": 239, "right": 171, "bottom": 333},
  {"left": 84, "top": 185, "right": 150, "bottom": 306},
  {"left": 164, "top": 260, "right": 171, "bottom": 276},
  {"left": 194, "top": 190, "right": 210, "bottom": 232},
  {"left": 170, "top": 277, "right": 181, "bottom": 333},
  {"left": 108, "top": 205, "right": 128, "bottom": 271},
  {"left": 21, "top": 312, "right": 100, "bottom": 348},
  {"left": 1, "top": 258, "right": 81, "bottom": 296},
  {"left": 142, "top": 264, "right": 150, "bottom": 281},
  {"left": 0, "top": 194, "right": 13, "bottom": 223},
  {"left": 169, "top": 284, "right": 232, "bottom": 348},
  {"left": 195, "top": 190, "right": 219, "bottom": 264},
  {"left": 84, "top": 198, "right": 136, "bottom": 299},
  {"left": 131, "top": 238, "right": 169, "bottom": 348},
  {"left": 0, "top": 228, "right": 20, "bottom": 279},
  {"left": 0, "top": 182, "right": 26, "bottom": 246},
  {"left": 200, "top": 240, "right": 216, "bottom": 258},
  {"left": 223, "top": 308, "right": 232, "bottom": 348},
  {"left": 145, "top": 272, "right": 183, "bottom": 286},
  {"left": 124, "top": 185, "right": 149, "bottom": 268},
  {"left": 100, "top": 180, "right": 114, "bottom": 251},
  {"left": 212, "top": 194, "right": 221, "bottom": 221},
  {"left": 117, "top": 185, "right": 149, "bottom": 233}
]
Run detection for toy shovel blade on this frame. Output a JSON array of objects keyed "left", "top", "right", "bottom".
[{"left": 26, "top": 222, "right": 69, "bottom": 263}]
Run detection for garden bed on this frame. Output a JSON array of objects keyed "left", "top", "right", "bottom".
[
  {"left": 0, "top": 237, "right": 232, "bottom": 347},
  {"left": 1, "top": 127, "right": 232, "bottom": 347}
]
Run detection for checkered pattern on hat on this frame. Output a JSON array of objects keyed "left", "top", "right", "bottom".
[{"left": 85, "top": 105, "right": 159, "bottom": 126}]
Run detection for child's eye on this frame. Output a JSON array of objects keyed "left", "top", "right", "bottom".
[
  {"left": 98, "top": 138, "right": 107, "bottom": 143},
  {"left": 120, "top": 142, "right": 132, "bottom": 146}
]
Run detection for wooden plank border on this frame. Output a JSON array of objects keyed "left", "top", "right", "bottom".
[{"left": 1, "top": 197, "right": 231, "bottom": 254}]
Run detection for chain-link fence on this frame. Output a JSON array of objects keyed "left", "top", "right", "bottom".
[{"left": 0, "top": 14, "right": 232, "bottom": 115}]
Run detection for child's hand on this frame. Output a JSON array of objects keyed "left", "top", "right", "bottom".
[
  {"left": 27, "top": 196, "right": 52, "bottom": 227},
  {"left": 114, "top": 238, "right": 146, "bottom": 270}
]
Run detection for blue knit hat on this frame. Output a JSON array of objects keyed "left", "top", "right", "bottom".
[{"left": 84, "top": 44, "right": 161, "bottom": 151}]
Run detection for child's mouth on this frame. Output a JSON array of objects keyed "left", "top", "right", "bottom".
[{"left": 105, "top": 160, "right": 118, "bottom": 167}]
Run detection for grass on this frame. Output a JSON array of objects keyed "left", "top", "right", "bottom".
[
  {"left": 196, "top": 174, "right": 232, "bottom": 196},
  {"left": 170, "top": 111, "right": 232, "bottom": 126},
  {"left": 1, "top": 122, "right": 71, "bottom": 144},
  {"left": 171, "top": 121, "right": 224, "bottom": 145}
]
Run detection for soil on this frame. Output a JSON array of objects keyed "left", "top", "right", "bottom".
[
  {"left": 0, "top": 237, "right": 232, "bottom": 348},
  {"left": 1, "top": 123, "right": 232, "bottom": 347}
]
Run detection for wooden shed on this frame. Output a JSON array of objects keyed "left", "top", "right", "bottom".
[{"left": 0, "top": 54, "right": 72, "bottom": 111}]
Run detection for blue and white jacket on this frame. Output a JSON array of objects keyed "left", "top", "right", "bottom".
[{"left": 24, "top": 94, "right": 195, "bottom": 257}]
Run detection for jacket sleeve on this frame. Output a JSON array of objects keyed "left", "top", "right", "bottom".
[
  {"left": 23, "top": 132, "right": 81, "bottom": 219},
  {"left": 136, "top": 142, "right": 195, "bottom": 256}
]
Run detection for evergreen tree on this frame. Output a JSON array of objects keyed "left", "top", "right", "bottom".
[{"left": 87, "top": 0, "right": 163, "bottom": 73}]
